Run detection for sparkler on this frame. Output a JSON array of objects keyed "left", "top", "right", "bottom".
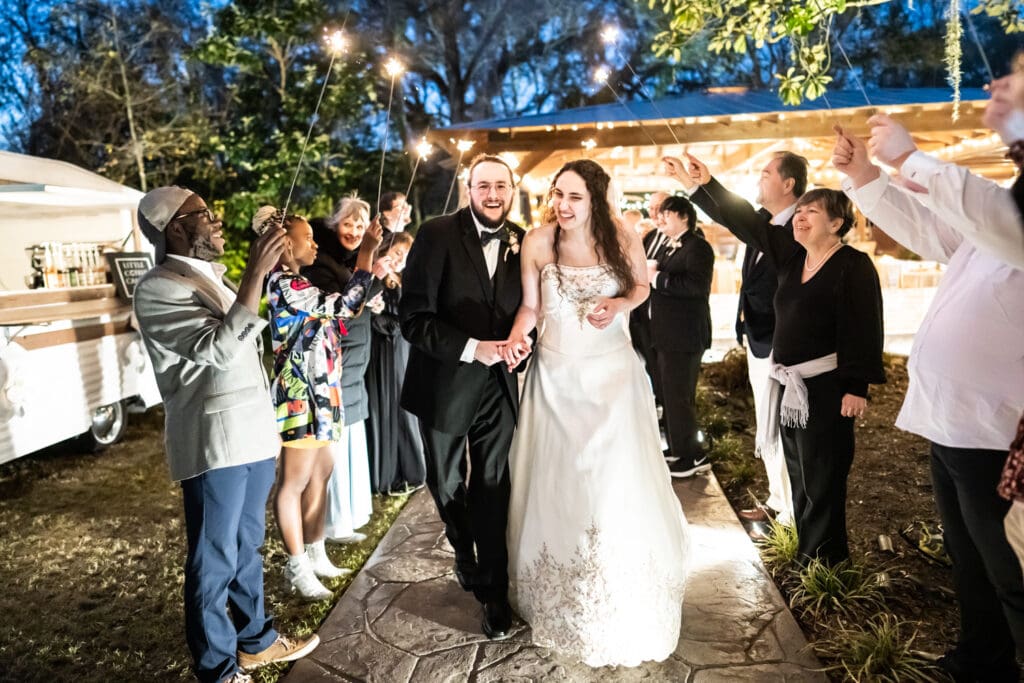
[
  {"left": 282, "top": 29, "right": 348, "bottom": 219},
  {"left": 443, "top": 139, "right": 475, "bottom": 214},
  {"left": 600, "top": 25, "right": 682, "bottom": 146},
  {"left": 376, "top": 56, "right": 406, "bottom": 215},
  {"left": 404, "top": 136, "right": 433, "bottom": 197},
  {"left": 593, "top": 65, "right": 659, "bottom": 147}
]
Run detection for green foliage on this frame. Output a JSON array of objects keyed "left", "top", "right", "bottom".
[
  {"left": 757, "top": 518, "right": 800, "bottom": 572},
  {"left": 789, "top": 558, "right": 887, "bottom": 621},
  {"left": 649, "top": 0, "right": 1019, "bottom": 105},
  {"left": 814, "top": 614, "right": 942, "bottom": 682},
  {"left": 192, "top": 0, "right": 384, "bottom": 258}
]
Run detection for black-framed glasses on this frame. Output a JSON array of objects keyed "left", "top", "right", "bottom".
[{"left": 172, "top": 208, "right": 216, "bottom": 223}]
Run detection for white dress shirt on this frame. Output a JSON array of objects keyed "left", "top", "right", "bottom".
[
  {"left": 843, "top": 172, "right": 1024, "bottom": 450},
  {"left": 166, "top": 254, "right": 236, "bottom": 308},
  {"left": 459, "top": 213, "right": 504, "bottom": 363},
  {"left": 898, "top": 151, "right": 1024, "bottom": 270}
]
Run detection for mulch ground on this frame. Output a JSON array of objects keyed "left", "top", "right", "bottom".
[{"left": 702, "top": 352, "right": 960, "bottom": 661}]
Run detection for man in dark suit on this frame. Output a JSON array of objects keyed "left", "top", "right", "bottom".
[
  {"left": 399, "top": 155, "right": 526, "bottom": 640},
  {"left": 646, "top": 195, "right": 715, "bottom": 478},
  {"left": 664, "top": 152, "right": 806, "bottom": 524}
]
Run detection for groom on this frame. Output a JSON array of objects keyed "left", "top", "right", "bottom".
[{"left": 399, "top": 154, "right": 527, "bottom": 640}]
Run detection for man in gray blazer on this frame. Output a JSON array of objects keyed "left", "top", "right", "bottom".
[{"left": 133, "top": 187, "right": 317, "bottom": 683}]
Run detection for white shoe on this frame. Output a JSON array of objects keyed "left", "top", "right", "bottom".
[
  {"left": 327, "top": 531, "right": 367, "bottom": 544},
  {"left": 284, "top": 554, "right": 333, "bottom": 601},
  {"left": 305, "top": 540, "right": 352, "bottom": 579}
]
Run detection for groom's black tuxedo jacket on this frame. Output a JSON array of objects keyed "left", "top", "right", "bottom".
[
  {"left": 649, "top": 229, "right": 714, "bottom": 354},
  {"left": 399, "top": 207, "right": 525, "bottom": 435}
]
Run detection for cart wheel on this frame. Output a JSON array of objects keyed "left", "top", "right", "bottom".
[{"left": 80, "top": 401, "right": 128, "bottom": 452}]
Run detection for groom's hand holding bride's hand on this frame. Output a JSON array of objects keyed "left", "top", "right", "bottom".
[
  {"left": 501, "top": 334, "right": 533, "bottom": 370},
  {"left": 587, "top": 297, "right": 625, "bottom": 330},
  {"left": 474, "top": 341, "right": 507, "bottom": 366}
]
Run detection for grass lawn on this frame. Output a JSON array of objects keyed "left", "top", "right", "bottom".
[{"left": 0, "top": 407, "right": 408, "bottom": 682}]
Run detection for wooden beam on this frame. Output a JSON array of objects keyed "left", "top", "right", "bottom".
[{"left": 466, "top": 106, "right": 987, "bottom": 154}]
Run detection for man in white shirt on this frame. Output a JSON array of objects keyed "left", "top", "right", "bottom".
[
  {"left": 133, "top": 187, "right": 319, "bottom": 682},
  {"left": 833, "top": 128, "right": 1024, "bottom": 682}
]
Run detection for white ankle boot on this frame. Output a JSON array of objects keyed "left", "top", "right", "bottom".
[
  {"left": 305, "top": 539, "right": 351, "bottom": 579},
  {"left": 284, "top": 553, "right": 332, "bottom": 601}
]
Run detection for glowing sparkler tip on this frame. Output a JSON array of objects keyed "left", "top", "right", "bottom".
[
  {"left": 323, "top": 29, "right": 348, "bottom": 55},
  {"left": 594, "top": 66, "right": 611, "bottom": 85},
  {"left": 384, "top": 57, "right": 405, "bottom": 78},
  {"left": 415, "top": 138, "right": 433, "bottom": 160},
  {"left": 600, "top": 26, "right": 620, "bottom": 45},
  {"left": 455, "top": 139, "right": 475, "bottom": 153},
  {"left": 581, "top": 138, "right": 597, "bottom": 150}
]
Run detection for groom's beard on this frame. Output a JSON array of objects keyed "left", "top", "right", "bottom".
[{"left": 469, "top": 201, "right": 511, "bottom": 230}]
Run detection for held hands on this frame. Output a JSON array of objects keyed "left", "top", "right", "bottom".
[
  {"left": 831, "top": 125, "right": 880, "bottom": 188},
  {"left": 474, "top": 337, "right": 533, "bottom": 368},
  {"left": 867, "top": 114, "right": 917, "bottom": 169},
  {"left": 586, "top": 297, "right": 626, "bottom": 330},
  {"left": 840, "top": 393, "right": 868, "bottom": 419},
  {"left": 500, "top": 334, "right": 533, "bottom": 371}
]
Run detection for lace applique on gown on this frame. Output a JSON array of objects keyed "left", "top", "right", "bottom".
[{"left": 507, "top": 263, "right": 690, "bottom": 668}]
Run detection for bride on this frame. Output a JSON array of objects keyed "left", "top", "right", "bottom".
[{"left": 502, "top": 160, "right": 690, "bottom": 667}]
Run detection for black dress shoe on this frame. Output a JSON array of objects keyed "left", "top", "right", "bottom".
[
  {"left": 453, "top": 561, "right": 476, "bottom": 591},
  {"left": 481, "top": 600, "right": 513, "bottom": 640}
]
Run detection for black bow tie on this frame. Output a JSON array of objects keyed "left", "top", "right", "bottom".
[{"left": 479, "top": 227, "right": 509, "bottom": 246}]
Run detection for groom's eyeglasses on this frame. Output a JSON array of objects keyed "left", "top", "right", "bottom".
[{"left": 471, "top": 182, "right": 512, "bottom": 195}]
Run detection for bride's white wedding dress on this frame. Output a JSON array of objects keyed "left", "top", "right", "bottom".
[{"left": 507, "top": 263, "right": 690, "bottom": 668}]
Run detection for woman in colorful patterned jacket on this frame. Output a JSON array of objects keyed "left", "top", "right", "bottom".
[{"left": 253, "top": 206, "right": 385, "bottom": 601}]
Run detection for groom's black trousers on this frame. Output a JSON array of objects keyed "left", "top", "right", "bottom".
[{"left": 418, "top": 371, "right": 515, "bottom": 603}]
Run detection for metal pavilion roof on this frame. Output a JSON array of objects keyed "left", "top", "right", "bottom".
[{"left": 442, "top": 88, "right": 990, "bottom": 132}]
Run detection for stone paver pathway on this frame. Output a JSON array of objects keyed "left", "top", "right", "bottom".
[{"left": 285, "top": 474, "right": 826, "bottom": 682}]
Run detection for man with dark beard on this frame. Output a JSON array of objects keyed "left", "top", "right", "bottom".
[{"left": 399, "top": 155, "right": 527, "bottom": 640}]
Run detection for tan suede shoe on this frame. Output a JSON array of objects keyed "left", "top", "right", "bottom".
[{"left": 238, "top": 634, "right": 320, "bottom": 672}]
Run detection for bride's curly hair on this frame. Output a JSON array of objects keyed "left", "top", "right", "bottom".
[{"left": 550, "top": 160, "right": 635, "bottom": 293}]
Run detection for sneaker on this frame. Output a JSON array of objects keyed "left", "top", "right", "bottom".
[
  {"left": 669, "top": 456, "right": 712, "bottom": 479},
  {"left": 238, "top": 634, "right": 320, "bottom": 672},
  {"left": 222, "top": 673, "right": 253, "bottom": 683},
  {"left": 284, "top": 554, "right": 333, "bottom": 601},
  {"left": 327, "top": 531, "right": 367, "bottom": 544},
  {"left": 305, "top": 540, "right": 352, "bottom": 580}
]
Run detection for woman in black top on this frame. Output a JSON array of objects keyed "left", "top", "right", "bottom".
[
  {"left": 677, "top": 158, "right": 884, "bottom": 564},
  {"left": 366, "top": 231, "right": 427, "bottom": 495}
]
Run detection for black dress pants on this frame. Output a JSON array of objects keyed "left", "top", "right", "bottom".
[
  {"left": 418, "top": 373, "right": 515, "bottom": 603},
  {"left": 656, "top": 349, "right": 703, "bottom": 464},
  {"left": 931, "top": 442, "right": 1024, "bottom": 680},
  {"left": 779, "top": 370, "right": 854, "bottom": 566}
]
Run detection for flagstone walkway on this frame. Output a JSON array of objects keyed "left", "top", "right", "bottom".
[{"left": 285, "top": 474, "right": 826, "bottom": 682}]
